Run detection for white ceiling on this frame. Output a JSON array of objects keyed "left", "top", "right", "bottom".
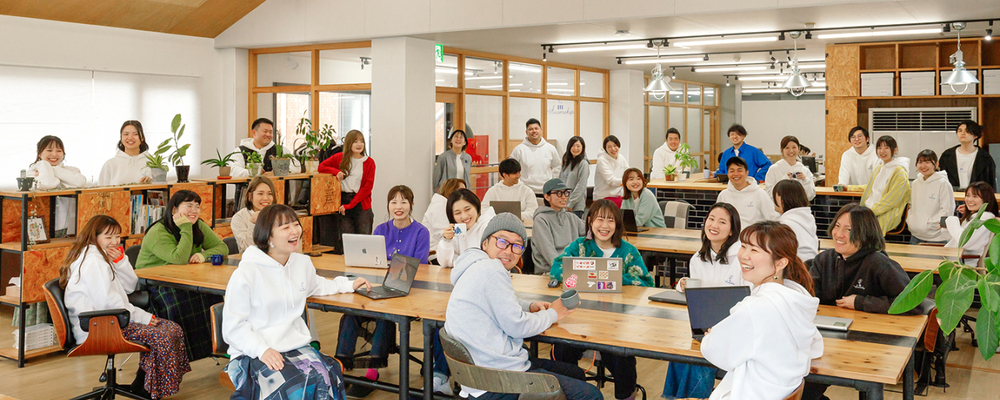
[{"left": 414, "top": 0, "right": 1000, "bottom": 85}]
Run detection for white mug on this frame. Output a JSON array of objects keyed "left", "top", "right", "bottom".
[
  {"left": 703, "top": 169, "right": 711, "bottom": 179},
  {"left": 686, "top": 278, "right": 702, "bottom": 289}
]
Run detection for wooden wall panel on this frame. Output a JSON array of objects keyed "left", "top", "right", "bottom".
[
  {"left": 825, "top": 99, "right": 859, "bottom": 186},
  {"left": 2, "top": 197, "right": 50, "bottom": 243},
  {"left": 300, "top": 216, "right": 313, "bottom": 254},
  {"left": 77, "top": 190, "right": 131, "bottom": 235},
  {"left": 170, "top": 184, "right": 214, "bottom": 222},
  {"left": 274, "top": 179, "right": 286, "bottom": 205},
  {"left": 21, "top": 246, "right": 70, "bottom": 303},
  {"left": 310, "top": 174, "right": 341, "bottom": 215},
  {"left": 213, "top": 224, "right": 233, "bottom": 239},
  {"left": 125, "top": 237, "right": 143, "bottom": 249},
  {"left": 827, "top": 44, "right": 860, "bottom": 97}
]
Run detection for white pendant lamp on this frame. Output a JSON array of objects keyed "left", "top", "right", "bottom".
[
  {"left": 644, "top": 41, "right": 673, "bottom": 100},
  {"left": 781, "top": 31, "right": 810, "bottom": 97},
  {"left": 942, "top": 22, "right": 979, "bottom": 95}
]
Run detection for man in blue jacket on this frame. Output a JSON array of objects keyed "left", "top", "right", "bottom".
[{"left": 715, "top": 124, "right": 772, "bottom": 181}]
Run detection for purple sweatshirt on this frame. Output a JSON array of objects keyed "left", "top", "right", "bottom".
[{"left": 373, "top": 219, "right": 430, "bottom": 264}]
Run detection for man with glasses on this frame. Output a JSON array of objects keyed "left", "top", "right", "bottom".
[
  {"left": 532, "top": 178, "right": 587, "bottom": 275},
  {"left": 838, "top": 126, "right": 880, "bottom": 186},
  {"left": 445, "top": 213, "right": 601, "bottom": 400}
]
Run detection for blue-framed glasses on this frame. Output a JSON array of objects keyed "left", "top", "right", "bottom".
[{"left": 491, "top": 236, "right": 525, "bottom": 255}]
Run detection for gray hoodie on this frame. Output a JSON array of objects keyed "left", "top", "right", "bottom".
[
  {"left": 531, "top": 206, "right": 586, "bottom": 274},
  {"left": 444, "top": 248, "right": 557, "bottom": 381},
  {"left": 559, "top": 158, "right": 590, "bottom": 212}
]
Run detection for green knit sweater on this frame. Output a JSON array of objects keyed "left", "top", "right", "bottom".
[{"left": 135, "top": 220, "right": 228, "bottom": 269}]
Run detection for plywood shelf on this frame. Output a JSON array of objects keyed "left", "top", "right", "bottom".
[
  {"left": 0, "top": 344, "right": 63, "bottom": 361},
  {"left": 0, "top": 294, "right": 19, "bottom": 306},
  {"left": 0, "top": 238, "right": 74, "bottom": 252}
]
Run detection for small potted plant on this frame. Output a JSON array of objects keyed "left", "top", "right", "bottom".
[
  {"left": 270, "top": 128, "right": 292, "bottom": 177},
  {"left": 201, "top": 150, "right": 238, "bottom": 179},
  {"left": 662, "top": 164, "right": 677, "bottom": 181},
  {"left": 167, "top": 114, "right": 192, "bottom": 182},
  {"left": 293, "top": 117, "right": 337, "bottom": 173},
  {"left": 674, "top": 143, "right": 701, "bottom": 181},
  {"left": 145, "top": 138, "right": 171, "bottom": 183},
  {"left": 245, "top": 151, "right": 263, "bottom": 177}
]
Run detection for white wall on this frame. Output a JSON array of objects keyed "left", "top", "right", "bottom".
[
  {"left": 610, "top": 70, "right": 645, "bottom": 169},
  {"left": 740, "top": 99, "right": 826, "bottom": 158}
]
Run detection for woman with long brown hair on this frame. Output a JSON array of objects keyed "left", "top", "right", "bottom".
[
  {"left": 62, "top": 215, "right": 190, "bottom": 398},
  {"left": 319, "top": 130, "right": 376, "bottom": 249},
  {"left": 700, "top": 221, "right": 823, "bottom": 400},
  {"left": 621, "top": 167, "right": 666, "bottom": 228}
]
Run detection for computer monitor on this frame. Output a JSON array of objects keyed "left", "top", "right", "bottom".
[{"left": 801, "top": 156, "right": 817, "bottom": 174}]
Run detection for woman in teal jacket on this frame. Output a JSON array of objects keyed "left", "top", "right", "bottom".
[{"left": 621, "top": 168, "right": 667, "bottom": 228}]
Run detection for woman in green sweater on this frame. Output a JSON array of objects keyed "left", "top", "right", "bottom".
[
  {"left": 137, "top": 190, "right": 228, "bottom": 360},
  {"left": 621, "top": 168, "right": 667, "bottom": 228}
]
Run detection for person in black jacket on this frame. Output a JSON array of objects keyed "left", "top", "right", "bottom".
[{"left": 938, "top": 120, "right": 997, "bottom": 191}]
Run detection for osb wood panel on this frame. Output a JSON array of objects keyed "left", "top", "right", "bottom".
[
  {"left": 22, "top": 246, "right": 70, "bottom": 303},
  {"left": 125, "top": 237, "right": 143, "bottom": 249},
  {"left": 300, "top": 216, "right": 313, "bottom": 254},
  {"left": 310, "top": 174, "right": 341, "bottom": 215},
  {"left": 213, "top": 186, "right": 222, "bottom": 220},
  {"left": 213, "top": 225, "right": 233, "bottom": 239},
  {"left": 274, "top": 179, "right": 286, "bottom": 205},
  {"left": 825, "top": 99, "right": 859, "bottom": 186},
  {"left": 170, "top": 184, "right": 214, "bottom": 223},
  {"left": 2, "top": 197, "right": 50, "bottom": 243},
  {"left": 827, "top": 44, "right": 860, "bottom": 97},
  {"left": 77, "top": 190, "right": 131, "bottom": 235}
]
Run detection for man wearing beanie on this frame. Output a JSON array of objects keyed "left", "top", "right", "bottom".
[
  {"left": 532, "top": 178, "right": 587, "bottom": 275},
  {"left": 444, "top": 213, "right": 603, "bottom": 400}
]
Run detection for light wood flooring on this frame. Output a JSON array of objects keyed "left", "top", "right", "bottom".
[{"left": 2, "top": 305, "right": 999, "bottom": 400}]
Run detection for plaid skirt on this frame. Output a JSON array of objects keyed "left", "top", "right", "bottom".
[
  {"left": 148, "top": 286, "right": 223, "bottom": 361},
  {"left": 226, "top": 346, "right": 346, "bottom": 400},
  {"left": 124, "top": 320, "right": 191, "bottom": 399}
]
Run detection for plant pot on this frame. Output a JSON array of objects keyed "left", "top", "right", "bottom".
[
  {"left": 663, "top": 175, "right": 675, "bottom": 182},
  {"left": 306, "top": 160, "right": 320, "bottom": 173},
  {"left": 151, "top": 168, "right": 168, "bottom": 183},
  {"left": 16, "top": 177, "right": 34, "bottom": 191},
  {"left": 217, "top": 166, "right": 231, "bottom": 178},
  {"left": 272, "top": 158, "right": 291, "bottom": 177},
  {"left": 248, "top": 163, "right": 261, "bottom": 177},
  {"left": 175, "top": 165, "right": 191, "bottom": 183}
]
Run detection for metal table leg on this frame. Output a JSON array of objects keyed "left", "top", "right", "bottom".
[
  {"left": 423, "top": 320, "right": 435, "bottom": 400},
  {"left": 903, "top": 353, "right": 915, "bottom": 400},
  {"left": 398, "top": 316, "right": 410, "bottom": 400}
]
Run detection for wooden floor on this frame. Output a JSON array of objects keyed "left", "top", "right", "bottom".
[{"left": 2, "top": 305, "right": 999, "bottom": 400}]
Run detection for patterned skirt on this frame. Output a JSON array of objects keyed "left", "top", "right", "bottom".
[
  {"left": 124, "top": 320, "right": 192, "bottom": 399},
  {"left": 148, "top": 286, "right": 223, "bottom": 361},
  {"left": 226, "top": 346, "right": 347, "bottom": 400}
]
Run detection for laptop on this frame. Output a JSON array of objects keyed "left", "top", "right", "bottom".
[
  {"left": 343, "top": 234, "right": 389, "bottom": 268},
  {"left": 561, "top": 257, "right": 623, "bottom": 293},
  {"left": 648, "top": 289, "right": 688, "bottom": 305},
  {"left": 355, "top": 253, "right": 420, "bottom": 300},
  {"left": 490, "top": 201, "right": 522, "bottom": 220},
  {"left": 685, "top": 286, "right": 751, "bottom": 341},
  {"left": 622, "top": 209, "right": 650, "bottom": 234},
  {"left": 814, "top": 315, "right": 853, "bottom": 332},
  {"left": 801, "top": 156, "right": 818, "bottom": 174}
]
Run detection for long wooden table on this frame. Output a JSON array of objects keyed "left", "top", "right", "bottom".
[{"left": 136, "top": 254, "right": 926, "bottom": 400}]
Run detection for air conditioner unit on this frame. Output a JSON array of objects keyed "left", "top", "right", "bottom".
[{"left": 869, "top": 107, "right": 977, "bottom": 179}]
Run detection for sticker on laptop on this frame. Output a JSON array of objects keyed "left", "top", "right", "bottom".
[
  {"left": 374, "top": 256, "right": 383, "bottom": 267},
  {"left": 597, "top": 282, "right": 616, "bottom": 290},
  {"left": 573, "top": 259, "right": 596, "bottom": 270},
  {"left": 607, "top": 260, "right": 620, "bottom": 271},
  {"left": 588, "top": 271, "right": 597, "bottom": 279},
  {"left": 564, "top": 275, "right": 578, "bottom": 289},
  {"left": 588, "top": 281, "right": 596, "bottom": 288},
  {"left": 599, "top": 271, "right": 609, "bottom": 280}
]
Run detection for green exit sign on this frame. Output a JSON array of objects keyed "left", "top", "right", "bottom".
[{"left": 435, "top": 44, "right": 444, "bottom": 63}]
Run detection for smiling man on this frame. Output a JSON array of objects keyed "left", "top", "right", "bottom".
[
  {"left": 717, "top": 157, "right": 778, "bottom": 229},
  {"left": 838, "top": 126, "right": 880, "bottom": 186},
  {"left": 230, "top": 117, "right": 299, "bottom": 177},
  {"left": 650, "top": 128, "right": 683, "bottom": 180},
  {"left": 715, "top": 124, "right": 772, "bottom": 181},
  {"left": 510, "top": 118, "right": 561, "bottom": 193}
]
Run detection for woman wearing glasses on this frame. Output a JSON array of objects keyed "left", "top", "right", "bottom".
[{"left": 531, "top": 178, "right": 587, "bottom": 276}]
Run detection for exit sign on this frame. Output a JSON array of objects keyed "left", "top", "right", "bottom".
[{"left": 435, "top": 44, "right": 444, "bottom": 63}]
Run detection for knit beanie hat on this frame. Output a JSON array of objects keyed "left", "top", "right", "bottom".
[{"left": 480, "top": 212, "right": 528, "bottom": 243}]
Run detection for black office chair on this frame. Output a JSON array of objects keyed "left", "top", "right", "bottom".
[
  {"left": 223, "top": 237, "right": 239, "bottom": 255},
  {"left": 43, "top": 278, "right": 151, "bottom": 400},
  {"left": 125, "top": 245, "right": 142, "bottom": 268}
]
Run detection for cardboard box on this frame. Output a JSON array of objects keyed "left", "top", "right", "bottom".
[
  {"left": 861, "top": 73, "right": 894, "bottom": 97},
  {"left": 900, "top": 71, "right": 936, "bottom": 96}
]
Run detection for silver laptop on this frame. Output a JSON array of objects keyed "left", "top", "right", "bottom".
[
  {"left": 814, "top": 315, "right": 853, "bottom": 332},
  {"left": 561, "top": 257, "right": 623, "bottom": 293},
  {"left": 490, "top": 201, "right": 522, "bottom": 220},
  {"left": 343, "top": 234, "right": 388, "bottom": 268}
]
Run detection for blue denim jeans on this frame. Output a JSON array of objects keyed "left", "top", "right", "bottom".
[
  {"left": 335, "top": 315, "right": 449, "bottom": 376},
  {"left": 471, "top": 358, "right": 603, "bottom": 400},
  {"left": 661, "top": 362, "right": 715, "bottom": 399}
]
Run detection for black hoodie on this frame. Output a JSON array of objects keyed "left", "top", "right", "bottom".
[{"left": 809, "top": 248, "right": 914, "bottom": 314}]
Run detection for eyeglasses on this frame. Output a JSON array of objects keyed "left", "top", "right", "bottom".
[
  {"left": 491, "top": 236, "right": 525, "bottom": 255},
  {"left": 548, "top": 190, "right": 571, "bottom": 198}
]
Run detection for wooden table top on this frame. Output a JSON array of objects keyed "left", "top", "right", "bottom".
[
  {"left": 646, "top": 179, "right": 985, "bottom": 202},
  {"left": 136, "top": 254, "right": 927, "bottom": 385}
]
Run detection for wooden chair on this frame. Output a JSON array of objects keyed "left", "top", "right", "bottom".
[
  {"left": 43, "top": 278, "right": 151, "bottom": 400},
  {"left": 210, "top": 303, "right": 236, "bottom": 392},
  {"left": 784, "top": 381, "right": 805, "bottom": 400},
  {"left": 439, "top": 327, "right": 566, "bottom": 400},
  {"left": 887, "top": 205, "right": 909, "bottom": 236}
]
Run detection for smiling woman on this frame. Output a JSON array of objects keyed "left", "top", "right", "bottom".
[{"left": 98, "top": 120, "right": 153, "bottom": 186}]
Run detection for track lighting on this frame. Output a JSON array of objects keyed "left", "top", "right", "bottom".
[
  {"left": 805, "top": 31, "right": 812, "bottom": 39},
  {"left": 726, "top": 77, "right": 731, "bottom": 86},
  {"left": 778, "top": 32, "right": 785, "bottom": 40},
  {"left": 671, "top": 67, "right": 676, "bottom": 79},
  {"left": 703, "top": 54, "right": 710, "bottom": 61},
  {"left": 543, "top": 52, "right": 547, "bottom": 62},
  {"left": 987, "top": 21, "right": 994, "bottom": 42}
]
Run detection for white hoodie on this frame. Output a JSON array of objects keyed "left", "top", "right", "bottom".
[
  {"left": 223, "top": 246, "right": 355, "bottom": 358},
  {"left": 779, "top": 207, "right": 819, "bottom": 262},
  {"left": 716, "top": 177, "right": 779, "bottom": 230},
  {"left": 482, "top": 181, "right": 538, "bottom": 222},
  {"left": 908, "top": 171, "right": 955, "bottom": 242},
  {"left": 595, "top": 152, "right": 630, "bottom": 200},
  {"left": 764, "top": 159, "right": 816, "bottom": 200},
  {"left": 945, "top": 210, "right": 996, "bottom": 264},
  {"left": 702, "top": 280, "right": 824, "bottom": 400},
  {"left": 98, "top": 150, "right": 151, "bottom": 186},
  {"left": 27, "top": 160, "right": 87, "bottom": 190},
  {"left": 509, "top": 138, "right": 561, "bottom": 193},
  {"left": 64, "top": 246, "right": 152, "bottom": 343},
  {"left": 422, "top": 193, "right": 450, "bottom": 252},
  {"left": 838, "top": 145, "right": 879, "bottom": 186},
  {"left": 436, "top": 206, "right": 497, "bottom": 267},
  {"left": 229, "top": 137, "right": 301, "bottom": 178},
  {"left": 650, "top": 142, "right": 682, "bottom": 180},
  {"left": 677, "top": 243, "right": 747, "bottom": 291}
]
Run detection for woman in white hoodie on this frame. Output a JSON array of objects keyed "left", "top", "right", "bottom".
[
  {"left": 594, "top": 135, "right": 630, "bottom": 204},
  {"left": 701, "top": 221, "right": 824, "bottom": 400},
  {"left": 849, "top": 135, "right": 911, "bottom": 236},
  {"left": 717, "top": 156, "right": 779, "bottom": 230},
  {"left": 765, "top": 136, "right": 815, "bottom": 200},
  {"left": 28, "top": 136, "right": 88, "bottom": 236},
  {"left": 62, "top": 215, "right": 189, "bottom": 399},
  {"left": 663, "top": 202, "right": 746, "bottom": 399},
  {"left": 945, "top": 181, "right": 998, "bottom": 265},
  {"left": 230, "top": 175, "right": 275, "bottom": 252},
  {"left": 98, "top": 120, "right": 152, "bottom": 186},
  {"left": 436, "top": 188, "right": 497, "bottom": 267},
  {"left": 773, "top": 180, "right": 819, "bottom": 262},
  {"left": 423, "top": 178, "right": 466, "bottom": 257},
  {"left": 223, "top": 204, "right": 370, "bottom": 399},
  {"left": 908, "top": 150, "right": 955, "bottom": 244}
]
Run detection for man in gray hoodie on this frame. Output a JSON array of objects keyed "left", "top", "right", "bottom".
[
  {"left": 445, "top": 213, "right": 603, "bottom": 400},
  {"left": 532, "top": 178, "right": 587, "bottom": 275}
]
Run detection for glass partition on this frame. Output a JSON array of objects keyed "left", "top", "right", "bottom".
[
  {"left": 546, "top": 99, "right": 574, "bottom": 152},
  {"left": 318, "top": 48, "right": 372, "bottom": 85},
  {"left": 546, "top": 67, "right": 575, "bottom": 96},
  {"left": 580, "top": 71, "right": 604, "bottom": 98},
  {"left": 465, "top": 95, "right": 503, "bottom": 166},
  {"left": 465, "top": 56, "right": 505, "bottom": 91},
  {"left": 436, "top": 54, "right": 459, "bottom": 88},
  {"left": 508, "top": 97, "right": 542, "bottom": 154},
  {"left": 509, "top": 62, "right": 543, "bottom": 94},
  {"left": 257, "top": 52, "right": 311, "bottom": 87}
]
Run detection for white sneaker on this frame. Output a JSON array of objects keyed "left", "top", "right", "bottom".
[{"left": 433, "top": 374, "right": 454, "bottom": 396}]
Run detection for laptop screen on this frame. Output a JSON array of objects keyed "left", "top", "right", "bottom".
[
  {"left": 384, "top": 254, "right": 419, "bottom": 293},
  {"left": 685, "top": 286, "right": 751, "bottom": 331}
]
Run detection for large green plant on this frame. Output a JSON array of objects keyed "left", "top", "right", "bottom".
[
  {"left": 293, "top": 117, "right": 337, "bottom": 162},
  {"left": 167, "top": 114, "right": 190, "bottom": 167},
  {"left": 674, "top": 143, "right": 701, "bottom": 172},
  {"left": 889, "top": 206, "right": 1000, "bottom": 359},
  {"left": 145, "top": 138, "right": 171, "bottom": 171},
  {"left": 201, "top": 150, "right": 238, "bottom": 167}
]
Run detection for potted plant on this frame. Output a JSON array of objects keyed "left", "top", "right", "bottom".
[
  {"left": 145, "top": 138, "right": 171, "bottom": 183},
  {"left": 201, "top": 150, "right": 238, "bottom": 179},
  {"left": 245, "top": 151, "right": 263, "bottom": 177},
  {"left": 293, "top": 117, "right": 337, "bottom": 173},
  {"left": 270, "top": 128, "right": 292, "bottom": 177},
  {"left": 662, "top": 165, "right": 677, "bottom": 181},
  {"left": 889, "top": 206, "right": 1000, "bottom": 360},
  {"left": 167, "top": 114, "right": 192, "bottom": 182},
  {"left": 674, "top": 143, "right": 701, "bottom": 181}
]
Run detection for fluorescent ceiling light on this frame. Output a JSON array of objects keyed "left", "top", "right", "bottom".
[
  {"left": 695, "top": 66, "right": 768, "bottom": 73},
  {"left": 547, "top": 82, "right": 569, "bottom": 86},
  {"left": 510, "top": 64, "right": 542, "bottom": 73},
  {"left": 817, "top": 28, "right": 941, "bottom": 39},
  {"left": 797, "top": 64, "right": 826, "bottom": 70},
  {"left": 742, "top": 88, "right": 788, "bottom": 93},
  {"left": 737, "top": 75, "right": 790, "bottom": 81},
  {"left": 555, "top": 44, "right": 649, "bottom": 53},
  {"left": 624, "top": 57, "right": 705, "bottom": 65},
  {"left": 548, "top": 88, "right": 575, "bottom": 92},
  {"left": 673, "top": 36, "right": 778, "bottom": 47},
  {"left": 466, "top": 75, "right": 512, "bottom": 81},
  {"left": 805, "top": 87, "right": 826, "bottom": 92}
]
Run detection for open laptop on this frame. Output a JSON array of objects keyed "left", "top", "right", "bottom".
[
  {"left": 355, "top": 253, "right": 420, "bottom": 300},
  {"left": 561, "top": 257, "right": 623, "bottom": 293},
  {"left": 343, "top": 234, "right": 389, "bottom": 268},
  {"left": 648, "top": 289, "right": 688, "bottom": 305},
  {"left": 814, "top": 315, "right": 853, "bottom": 332},
  {"left": 622, "top": 209, "right": 650, "bottom": 234},
  {"left": 490, "top": 201, "right": 522, "bottom": 220},
  {"left": 685, "top": 286, "right": 751, "bottom": 341},
  {"left": 801, "top": 156, "right": 818, "bottom": 174}
]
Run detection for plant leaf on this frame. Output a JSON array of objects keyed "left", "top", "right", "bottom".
[
  {"left": 158, "top": 138, "right": 172, "bottom": 148},
  {"left": 980, "top": 275, "right": 1000, "bottom": 314},
  {"left": 170, "top": 114, "right": 181, "bottom": 133},
  {"left": 987, "top": 258, "right": 1000, "bottom": 277},
  {"left": 889, "top": 270, "right": 935, "bottom": 314},
  {"left": 985, "top": 218, "right": 1000, "bottom": 234},
  {"left": 991, "top": 235, "right": 1000, "bottom": 271},
  {"left": 958, "top": 206, "right": 988, "bottom": 248},
  {"left": 155, "top": 146, "right": 170, "bottom": 155},
  {"left": 176, "top": 124, "right": 185, "bottom": 141},
  {"left": 935, "top": 267, "right": 977, "bottom": 335},
  {"left": 976, "top": 306, "right": 1000, "bottom": 360},
  {"left": 939, "top": 260, "right": 956, "bottom": 281}
]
